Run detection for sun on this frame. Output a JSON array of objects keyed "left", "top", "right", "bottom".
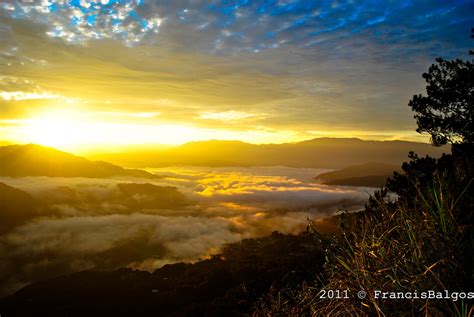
[
  {"left": 17, "top": 108, "right": 209, "bottom": 152},
  {"left": 21, "top": 109, "right": 88, "bottom": 150},
  {"left": 14, "top": 108, "right": 306, "bottom": 154}
]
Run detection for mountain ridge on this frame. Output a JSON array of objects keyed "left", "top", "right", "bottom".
[
  {"left": 315, "top": 162, "right": 403, "bottom": 187},
  {"left": 90, "top": 137, "right": 448, "bottom": 169},
  {"left": 0, "top": 143, "right": 158, "bottom": 179}
]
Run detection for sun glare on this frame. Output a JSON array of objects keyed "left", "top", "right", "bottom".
[
  {"left": 18, "top": 109, "right": 186, "bottom": 152},
  {"left": 21, "top": 110, "right": 87, "bottom": 149},
  {"left": 13, "top": 108, "right": 427, "bottom": 155},
  {"left": 13, "top": 108, "right": 304, "bottom": 153}
]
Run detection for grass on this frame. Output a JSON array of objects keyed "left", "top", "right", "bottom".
[{"left": 253, "top": 169, "right": 473, "bottom": 316}]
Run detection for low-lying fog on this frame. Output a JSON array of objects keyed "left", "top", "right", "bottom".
[{"left": 0, "top": 166, "right": 375, "bottom": 296}]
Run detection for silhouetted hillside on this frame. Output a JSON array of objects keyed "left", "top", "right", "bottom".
[
  {"left": 321, "top": 175, "right": 390, "bottom": 187},
  {"left": 316, "top": 162, "right": 401, "bottom": 181},
  {"left": 0, "top": 182, "right": 39, "bottom": 233},
  {"left": 0, "top": 144, "right": 158, "bottom": 178},
  {"left": 0, "top": 232, "right": 325, "bottom": 317},
  {"left": 315, "top": 162, "right": 402, "bottom": 187},
  {"left": 91, "top": 138, "right": 448, "bottom": 168}
]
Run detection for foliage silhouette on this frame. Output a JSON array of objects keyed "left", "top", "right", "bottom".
[{"left": 409, "top": 57, "right": 474, "bottom": 146}]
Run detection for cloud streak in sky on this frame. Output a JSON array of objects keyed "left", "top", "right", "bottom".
[
  {"left": 0, "top": 0, "right": 472, "bottom": 148},
  {"left": 2, "top": 0, "right": 472, "bottom": 58}
]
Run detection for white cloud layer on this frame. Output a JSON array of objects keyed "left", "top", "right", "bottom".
[{"left": 0, "top": 166, "right": 375, "bottom": 295}]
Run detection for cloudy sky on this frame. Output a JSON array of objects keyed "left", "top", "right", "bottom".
[{"left": 0, "top": 0, "right": 472, "bottom": 152}]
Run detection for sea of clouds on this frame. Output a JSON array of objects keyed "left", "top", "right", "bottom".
[{"left": 0, "top": 166, "right": 375, "bottom": 296}]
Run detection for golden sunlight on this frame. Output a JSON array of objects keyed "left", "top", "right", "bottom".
[
  {"left": 20, "top": 109, "right": 87, "bottom": 149},
  {"left": 13, "top": 108, "right": 426, "bottom": 154},
  {"left": 17, "top": 109, "right": 201, "bottom": 151},
  {"left": 12, "top": 108, "right": 303, "bottom": 153}
]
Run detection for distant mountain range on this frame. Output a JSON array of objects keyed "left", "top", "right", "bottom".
[
  {"left": 91, "top": 138, "right": 448, "bottom": 169},
  {"left": 315, "top": 162, "right": 403, "bottom": 187},
  {"left": 0, "top": 139, "right": 448, "bottom": 178},
  {"left": 0, "top": 144, "right": 157, "bottom": 178}
]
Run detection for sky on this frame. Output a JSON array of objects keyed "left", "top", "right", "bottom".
[{"left": 0, "top": 0, "right": 473, "bottom": 153}]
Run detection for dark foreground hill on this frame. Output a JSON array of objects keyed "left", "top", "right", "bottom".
[
  {"left": 91, "top": 138, "right": 448, "bottom": 168},
  {"left": 0, "top": 232, "right": 325, "bottom": 317},
  {"left": 0, "top": 144, "right": 157, "bottom": 178}
]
